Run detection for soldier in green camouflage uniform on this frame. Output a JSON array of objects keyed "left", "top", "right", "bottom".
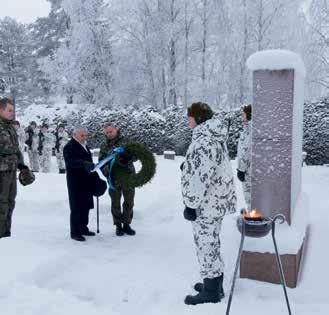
[
  {"left": 0, "top": 98, "right": 28, "bottom": 238},
  {"left": 98, "top": 122, "right": 136, "bottom": 236}
]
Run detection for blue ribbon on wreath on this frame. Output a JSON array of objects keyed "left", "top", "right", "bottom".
[{"left": 91, "top": 147, "right": 128, "bottom": 190}]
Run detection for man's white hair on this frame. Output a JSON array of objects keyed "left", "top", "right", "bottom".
[{"left": 72, "top": 126, "right": 87, "bottom": 136}]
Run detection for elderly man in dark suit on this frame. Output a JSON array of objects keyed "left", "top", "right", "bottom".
[{"left": 63, "top": 127, "right": 96, "bottom": 242}]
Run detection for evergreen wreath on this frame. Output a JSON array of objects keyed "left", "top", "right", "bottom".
[{"left": 112, "top": 141, "right": 156, "bottom": 189}]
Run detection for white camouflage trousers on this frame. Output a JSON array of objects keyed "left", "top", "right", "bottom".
[
  {"left": 192, "top": 215, "right": 224, "bottom": 279},
  {"left": 242, "top": 171, "right": 251, "bottom": 210},
  {"left": 56, "top": 151, "right": 65, "bottom": 170},
  {"left": 40, "top": 148, "right": 52, "bottom": 173},
  {"left": 28, "top": 150, "right": 39, "bottom": 172}
]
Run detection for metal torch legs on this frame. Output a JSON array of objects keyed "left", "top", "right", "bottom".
[{"left": 226, "top": 216, "right": 292, "bottom": 315}]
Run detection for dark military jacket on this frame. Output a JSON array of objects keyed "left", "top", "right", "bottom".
[
  {"left": 0, "top": 117, "right": 23, "bottom": 171},
  {"left": 98, "top": 133, "right": 135, "bottom": 178}
]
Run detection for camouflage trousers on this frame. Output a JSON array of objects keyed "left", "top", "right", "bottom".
[
  {"left": 192, "top": 215, "right": 224, "bottom": 279},
  {"left": 0, "top": 171, "right": 17, "bottom": 237},
  {"left": 28, "top": 150, "right": 39, "bottom": 172},
  {"left": 56, "top": 151, "right": 65, "bottom": 170},
  {"left": 109, "top": 184, "right": 135, "bottom": 225},
  {"left": 40, "top": 148, "right": 52, "bottom": 173},
  {"left": 242, "top": 171, "right": 251, "bottom": 210}
]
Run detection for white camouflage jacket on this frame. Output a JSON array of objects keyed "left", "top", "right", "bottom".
[
  {"left": 25, "top": 128, "right": 39, "bottom": 152},
  {"left": 237, "top": 122, "right": 251, "bottom": 173},
  {"left": 181, "top": 118, "right": 237, "bottom": 218},
  {"left": 57, "top": 130, "right": 69, "bottom": 152},
  {"left": 40, "top": 131, "right": 55, "bottom": 151},
  {"left": 16, "top": 127, "right": 26, "bottom": 153}
]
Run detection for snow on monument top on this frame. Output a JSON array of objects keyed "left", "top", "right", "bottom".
[{"left": 246, "top": 49, "right": 306, "bottom": 78}]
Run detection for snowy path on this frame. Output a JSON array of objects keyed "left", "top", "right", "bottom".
[{"left": 1, "top": 156, "right": 328, "bottom": 315}]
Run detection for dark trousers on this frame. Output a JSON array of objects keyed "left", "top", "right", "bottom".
[
  {"left": 109, "top": 185, "right": 135, "bottom": 225},
  {"left": 0, "top": 171, "right": 17, "bottom": 237},
  {"left": 70, "top": 207, "right": 91, "bottom": 236}
]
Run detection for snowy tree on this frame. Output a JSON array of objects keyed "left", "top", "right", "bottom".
[
  {"left": 44, "top": 0, "right": 114, "bottom": 106},
  {"left": 30, "top": 0, "right": 69, "bottom": 58},
  {"left": 0, "top": 17, "right": 34, "bottom": 105},
  {"left": 303, "top": 0, "right": 329, "bottom": 98}
]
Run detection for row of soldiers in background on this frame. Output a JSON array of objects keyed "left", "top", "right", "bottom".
[{"left": 13, "top": 121, "right": 69, "bottom": 174}]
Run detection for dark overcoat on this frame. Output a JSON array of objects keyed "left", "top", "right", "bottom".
[{"left": 63, "top": 138, "right": 94, "bottom": 211}]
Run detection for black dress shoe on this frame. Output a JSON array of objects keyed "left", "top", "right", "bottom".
[
  {"left": 82, "top": 230, "right": 96, "bottom": 236},
  {"left": 71, "top": 235, "right": 86, "bottom": 242},
  {"left": 123, "top": 224, "right": 136, "bottom": 236},
  {"left": 115, "top": 224, "right": 124, "bottom": 236}
]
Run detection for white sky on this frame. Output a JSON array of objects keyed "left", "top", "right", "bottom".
[{"left": 0, "top": 0, "right": 50, "bottom": 24}]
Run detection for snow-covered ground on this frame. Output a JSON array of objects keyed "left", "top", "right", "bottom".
[{"left": 1, "top": 155, "right": 328, "bottom": 315}]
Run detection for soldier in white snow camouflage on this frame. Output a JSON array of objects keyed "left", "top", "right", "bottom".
[
  {"left": 54, "top": 124, "right": 69, "bottom": 174},
  {"left": 237, "top": 104, "right": 252, "bottom": 210},
  {"left": 38, "top": 123, "right": 55, "bottom": 173},
  {"left": 25, "top": 121, "right": 39, "bottom": 172},
  {"left": 13, "top": 120, "right": 26, "bottom": 158},
  {"left": 181, "top": 102, "right": 237, "bottom": 305}
]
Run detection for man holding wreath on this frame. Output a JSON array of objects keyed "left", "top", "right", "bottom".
[{"left": 99, "top": 122, "right": 136, "bottom": 236}]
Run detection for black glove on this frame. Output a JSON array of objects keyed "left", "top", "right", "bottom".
[
  {"left": 117, "top": 153, "right": 129, "bottom": 167},
  {"left": 84, "top": 161, "right": 95, "bottom": 172},
  {"left": 180, "top": 162, "right": 184, "bottom": 171},
  {"left": 237, "top": 170, "right": 245, "bottom": 182},
  {"left": 17, "top": 163, "right": 29, "bottom": 171},
  {"left": 183, "top": 206, "right": 197, "bottom": 221}
]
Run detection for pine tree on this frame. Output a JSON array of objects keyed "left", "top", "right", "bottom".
[{"left": 44, "top": 0, "right": 114, "bottom": 106}]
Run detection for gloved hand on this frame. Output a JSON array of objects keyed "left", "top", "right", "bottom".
[
  {"left": 84, "top": 161, "right": 95, "bottom": 172},
  {"left": 17, "top": 163, "right": 29, "bottom": 171},
  {"left": 237, "top": 170, "right": 245, "bottom": 182},
  {"left": 180, "top": 162, "right": 185, "bottom": 171},
  {"left": 183, "top": 206, "right": 197, "bottom": 221},
  {"left": 117, "top": 153, "right": 129, "bottom": 167}
]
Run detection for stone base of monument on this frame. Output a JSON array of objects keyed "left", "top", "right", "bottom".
[
  {"left": 239, "top": 193, "right": 309, "bottom": 289},
  {"left": 226, "top": 214, "right": 293, "bottom": 315},
  {"left": 240, "top": 242, "right": 305, "bottom": 288}
]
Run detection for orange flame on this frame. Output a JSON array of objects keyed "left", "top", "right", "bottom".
[{"left": 244, "top": 209, "right": 262, "bottom": 220}]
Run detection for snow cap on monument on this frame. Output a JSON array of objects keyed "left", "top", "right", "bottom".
[{"left": 246, "top": 49, "right": 306, "bottom": 78}]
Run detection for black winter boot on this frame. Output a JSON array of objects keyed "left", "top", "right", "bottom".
[
  {"left": 115, "top": 224, "right": 124, "bottom": 236},
  {"left": 1, "top": 231, "right": 11, "bottom": 238},
  {"left": 185, "top": 277, "right": 222, "bottom": 305},
  {"left": 123, "top": 223, "right": 136, "bottom": 235},
  {"left": 194, "top": 273, "right": 224, "bottom": 298}
]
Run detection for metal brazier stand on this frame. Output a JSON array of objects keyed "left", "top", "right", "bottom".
[{"left": 226, "top": 214, "right": 292, "bottom": 315}]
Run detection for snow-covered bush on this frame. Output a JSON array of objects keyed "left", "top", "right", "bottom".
[
  {"left": 220, "top": 108, "right": 244, "bottom": 159},
  {"left": 162, "top": 104, "right": 192, "bottom": 156},
  {"left": 303, "top": 98, "right": 329, "bottom": 165},
  {"left": 18, "top": 99, "right": 329, "bottom": 165}
]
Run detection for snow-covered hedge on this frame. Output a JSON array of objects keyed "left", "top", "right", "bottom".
[
  {"left": 17, "top": 103, "right": 192, "bottom": 155},
  {"left": 303, "top": 98, "right": 329, "bottom": 165},
  {"left": 17, "top": 99, "right": 329, "bottom": 164}
]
